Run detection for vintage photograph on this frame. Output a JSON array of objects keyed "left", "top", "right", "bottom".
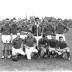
[{"left": 0, "top": 0, "right": 72, "bottom": 72}]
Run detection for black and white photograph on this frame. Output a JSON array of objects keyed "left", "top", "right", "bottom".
[{"left": 0, "top": 0, "right": 72, "bottom": 72}]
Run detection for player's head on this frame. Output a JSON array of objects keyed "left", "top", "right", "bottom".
[
  {"left": 27, "top": 33, "right": 33, "bottom": 38},
  {"left": 59, "top": 36, "right": 64, "bottom": 41}
]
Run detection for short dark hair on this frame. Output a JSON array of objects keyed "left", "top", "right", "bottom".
[
  {"left": 42, "top": 34, "right": 46, "bottom": 37},
  {"left": 59, "top": 36, "right": 63, "bottom": 39}
]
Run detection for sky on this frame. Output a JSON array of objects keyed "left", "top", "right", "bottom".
[{"left": 0, "top": 0, "right": 72, "bottom": 20}]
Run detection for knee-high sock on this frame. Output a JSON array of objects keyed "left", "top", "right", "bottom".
[{"left": 67, "top": 52, "right": 70, "bottom": 58}]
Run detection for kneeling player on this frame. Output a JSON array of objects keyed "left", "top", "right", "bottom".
[
  {"left": 57, "top": 36, "right": 70, "bottom": 60},
  {"left": 12, "top": 33, "right": 25, "bottom": 61},
  {"left": 49, "top": 34, "right": 59, "bottom": 58},
  {"left": 38, "top": 34, "right": 49, "bottom": 58},
  {"left": 23, "top": 33, "right": 38, "bottom": 60}
]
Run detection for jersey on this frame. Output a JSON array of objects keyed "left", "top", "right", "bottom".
[
  {"left": 23, "top": 36, "right": 37, "bottom": 47},
  {"left": 56, "top": 24, "right": 69, "bottom": 34},
  {"left": 1, "top": 25, "right": 11, "bottom": 35},
  {"left": 58, "top": 41, "right": 68, "bottom": 49},
  {"left": 12, "top": 38, "right": 23, "bottom": 49},
  {"left": 11, "top": 24, "right": 18, "bottom": 34},
  {"left": 38, "top": 37, "right": 49, "bottom": 47},
  {"left": 31, "top": 25, "right": 37, "bottom": 36},
  {"left": 49, "top": 39, "right": 59, "bottom": 48},
  {"left": 43, "top": 24, "right": 54, "bottom": 35},
  {"left": 21, "top": 25, "right": 29, "bottom": 32}
]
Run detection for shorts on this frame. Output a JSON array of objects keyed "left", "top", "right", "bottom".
[
  {"left": 25, "top": 45, "right": 38, "bottom": 54},
  {"left": 56, "top": 34, "right": 65, "bottom": 41},
  {"left": 1, "top": 35, "right": 11, "bottom": 43},
  {"left": 34, "top": 36, "right": 42, "bottom": 45},
  {"left": 20, "top": 35, "right": 27, "bottom": 39},
  {"left": 49, "top": 47, "right": 56, "bottom": 52},
  {"left": 12, "top": 47, "right": 25, "bottom": 56},
  {"left": 47, "top": 35, "right": 52, "bottom": 39},
  {"left": 24, "top": 45, "right": 38, "bottom": 59}
]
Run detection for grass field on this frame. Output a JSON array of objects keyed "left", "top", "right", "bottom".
[{"left": 0, "top": 29, "right": 72, "bottom": 72}]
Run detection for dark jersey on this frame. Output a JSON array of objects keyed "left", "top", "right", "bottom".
[
  {"left": 38, "top": 26, "right": 42, "bottom": 36},
  {"left": 21, "top": 25, "right": 29, "bottom": 32},
  {"left": 49, "top": 39, "right": 58, "bottom": 48},
  {"left": 1, "top": 25, "right": 11, "bottom": 35},
  {"left": 31, "top": 25, "right": 42, "bottom": 36},
  {"left": 12, "top": 38, "right": 23, "bottom": 49},
  {"left": 31, "top": 25, "right": 37, "bottom": 36},
  {"left": 11, "top": 24, "right": 18, "bottom": 34},
  {"left": 43, "top": 25, "right": 53, "bottom": 35},
  {"left": 56, "top": 24, "right": 69, "bottom": 34},
  {"left": 23, "top": 37, "right": 37, "bottom": 47},
  {"left": 58, "top": 41, "right": 68, "bottom": 49},
  {"left": 38, "top": 37, "right": 49, "bottom": 47}
]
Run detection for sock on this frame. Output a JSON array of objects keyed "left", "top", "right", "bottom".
[
  {"left": 10, "top": 49, "right": 12, "bottom": 55},
  {"left": 7, "top": 50, "right": 9, "bottom": 56},
  {"left": 2, "top": 50, "right": 5, "bottom": 56},
  {"left": 67, "top": 52, "right": 70, "bottom": 58}
]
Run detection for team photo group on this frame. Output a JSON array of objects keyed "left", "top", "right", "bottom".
[{"left": 0, "top": 16, "right": 71, "bottom": 61}]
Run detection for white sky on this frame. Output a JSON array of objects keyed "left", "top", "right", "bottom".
[{"left": 0, "top": 0, "right": 72, "bottom": 20}]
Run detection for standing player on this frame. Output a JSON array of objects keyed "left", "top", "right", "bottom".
[
  {"left": 20, "top": 25, "right": 29, "bottom": 39},
  {"left": 55, "top": 22, "right": 69, "bottom": 41},
  {"left": 11, "top": 24, "right": 18, "bottom": 42},
  {"left": 1, "top": 23, "right": 11, "bottom": 59},
  {"left": 31, "top": 24, "right": 37, "bottom": 36},
  {"left": 43, "top": 24, "right": 54, "bottom": 39}
]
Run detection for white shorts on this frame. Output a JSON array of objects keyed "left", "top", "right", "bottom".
[
  {"left": 1, "top": 35, "right": 11, "bottom": 43},
  {"left": 56, "top": 34, "right": 65, "bottom": 41},
  {"left": 25, "top": 45, "right": 38, "bottom": 59},
  {"left": 20, "top": 35, "right": 27, "bottom": 39},
  {"left": 25, "top": 45, "right": 38, "bottom": 55},
  {"left": 12, "top": 47, "right": 25, "bottom": 56},
  {"left": 49, "top": 47, "right": 56, "bottom": 52},
  {"left": 34, "top": 36, "right": 42, "bottom": 45},
  {"left": 47, "top": 35, "right": 52, "bottom": 39}
]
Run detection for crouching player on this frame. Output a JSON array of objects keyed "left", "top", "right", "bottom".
[
  {"left": 23, "top": 33, "right": 38, "bottom": 60},
  {"left": 38, "top": 34, "right": 49, "bottom": 58},
  {"left": 11, "top": 33, "right": 25, "bottom": 61},
  {"left": 1, "top": 24, "right": 11, "bottom": 59},
  {"left": 57, "top": 36, "right": 70, "bottom": 60},
  {"left": 49, "top": 34, "right": 59, "bottom": 58}
]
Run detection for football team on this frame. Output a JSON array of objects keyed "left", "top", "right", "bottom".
[{"left": 0, "top": 17, "right": 70, "bottom": 61}]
